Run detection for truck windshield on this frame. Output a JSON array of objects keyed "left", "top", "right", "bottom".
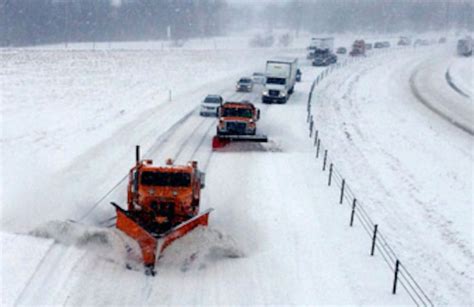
[
  {"left": 141, "top": 171, "right": 191, "bottom": 187},
  {"left": 266, "top": 77, "right": 286, "bottom": 85},
  {"left": 222, "top": 108, "right": 253, "bottom": 118}
]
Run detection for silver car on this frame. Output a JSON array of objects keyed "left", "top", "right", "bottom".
[{"left": 200, "top": 95, "right": 223, "bottom": 117}]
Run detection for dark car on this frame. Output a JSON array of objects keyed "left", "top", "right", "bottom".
[
  {"left": 382, "top": 41, "right": 391, "bottom": 48},
  {"left": 296, "top": 69, "right": 302, "bottom": 82},
  {"left": 374, "top": 42, "right": 384, "bottom": 48},
  {"left": 236, "top": 77, "right": 253, "bottom": 92},
  {"left": 336, "top": 47, "right": 347, "bottom": 54},
  {"left": 312, "top": 49, "right": 337, "bottom": 66}
]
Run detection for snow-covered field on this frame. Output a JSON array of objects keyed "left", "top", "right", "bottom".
[
  {"left": 311, "top": 45, "right": 473, "bottom": 305},
  {"left": 1, "top": 35, "right": 472, "bottom": 305}
]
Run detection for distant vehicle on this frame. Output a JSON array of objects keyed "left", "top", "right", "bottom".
[
  {"left": 200, "top": 94, "right": 223, "bottom": 116},
  {"left": 350, "top": 40, "right": 366, "bottom": 56},
  {"left": 457, "top": 37, "right": 473, "bottom": 56},
  {"left": 365, "top": 43, "right": 372, "bottom": 50},
  {"left": 374, "top": 42, "right": 384, "bottom": 48},
  {"left": 263, "top": 57, "right": 298, "bottom": 104},
  {"left": 439, "top": 37, "right": 447, "bottom": 44},
  {"left": 312, "top": 49, "right": 337, "bottom": 66},
  {"left": 336, "top": 47, "right": 347, "bottom": 54},
  {"left": 398, "top": 36, "right": 411, "bottom": 46},
  {"left": 307, "top": 37, "right": 334, "bottom": 59},
  {"left": 236, "top": 77, "right": 253, "bottom": 92},
  {"left": 252, "top": 72, "right": 266, "bottom": 84},
  {"left": 296, "top": 69, "right": 302, "bottom": 82},
  {"left": 382, "top": 41, "right": 391, "bottom": 48}
]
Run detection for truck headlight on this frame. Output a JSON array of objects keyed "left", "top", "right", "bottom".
[
  {"left": 263, "top": 90, "right": 269, "bottom": 95},
  {"left": 279, "top": 92, "right": 287, "bottom": 97}
]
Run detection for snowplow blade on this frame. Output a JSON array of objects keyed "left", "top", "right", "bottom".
[
  {"left": 156, "top": 208, "right": 213, "bottom": 255},
  {"left": 212, "top": 134, "right": 268, "bottom": 149},
  {"left": 113, "top": 203, "right": 158, "bottom": 270},
  {"left": 112, "top": 203, "right": 212, "bottom": 274}
]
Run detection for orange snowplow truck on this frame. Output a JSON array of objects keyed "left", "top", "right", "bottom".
[
  {"left": 111, "top": 146, "right": 212, "bottom": 276},
  {"left": 212, "top": 101, "right": 268, "bottom": 149}
]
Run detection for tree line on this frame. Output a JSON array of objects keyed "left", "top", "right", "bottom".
[
  {"left": 1, "top": 0, "right": 472, "bottom": 48},
  {"left": 262, "top": 0, "right": 473, "bottom": 35},
  {"left": 0, "top": 0, "right": 227, "bottom": 47}
]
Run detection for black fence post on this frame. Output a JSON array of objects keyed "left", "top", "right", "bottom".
[
  {"left": 314, "top": 130, "right": 319, "bottom": 146},
  {"left": 316, "top": 139, "right": 321, "bottom": 158},
  {"left": 328, "top": 163, "right": 333, "bottom": 186},
  {"left": 371, "top": 224, "right": 378, "bottom": 256},
  {"left": 339, "top": 179, "right": 345, "bottom": 204},
  {"left": 309, "top": 119, "right": 314, "bottom": 138},
  {"left": 350, "top": 198, "right": 356, "bottom": 226},
  {"left": 322, "top": 150, "right": 328, "bottom": 171},
  {"left": 392, "top": 260, "right": 400, "bottom": 294}
]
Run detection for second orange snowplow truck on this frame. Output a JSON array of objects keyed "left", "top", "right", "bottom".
[
  {"left": 212, "top": 101, "right": 268, "bottom": 149},
  {"left": 112, "top": 146, "right": 212, "bottom": 275}
]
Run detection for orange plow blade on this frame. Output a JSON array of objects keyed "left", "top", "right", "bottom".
[
  {"left": 157, "top": 209, "right": 213, "bottom": 256},
  {"left": 212, "top": 136, "right": 230, "bottom": 149},
  {"left": 112, "top": 203, "right": 212, "bottom": 275}
]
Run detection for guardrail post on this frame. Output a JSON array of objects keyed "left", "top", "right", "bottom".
[
  {"left": 328, "top": 163, "right": 333, "bottom": 186},
  {"left": 350, "top": 198, "right": 356, "bottom": 226},
  {"left": 309, "top": 118, "right": 314, "bottom": 138},
  {"left": 371, "top": 224, "right": 378, "bottom": 256},
  {"left": 322, "top": 150, "right": 328, "bottom": 171},
  {"left": 314, "top": 130, "right": 319, "bottom": 146},
  {"left": 316, "top": 139, "right": 321, "bottom": 158},
  {"left": 392, "top": 260, "right": 400, "bottom": 294},
  {"left": 339, "top": 179, "right": 345, "bottom": 204}
]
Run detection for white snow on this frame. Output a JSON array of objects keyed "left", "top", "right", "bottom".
[
  {"left": 448, "top": 56, "right": 474, "bottom": 98},
  {"left": 1, "top": 35, "right": 471, "bottom": 305},
  {"left": 311, "top": 45, "right": 473, "bottom": 305}
]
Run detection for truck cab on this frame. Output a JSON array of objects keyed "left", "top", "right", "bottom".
[
  {"left": 216, "top": 101, "right": 260, "bottom": 136},
  {"left": 127, "top": 159, "right": 205, "bottom": 229}
]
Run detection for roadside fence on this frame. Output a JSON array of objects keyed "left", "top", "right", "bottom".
[{"left": 305, "top": 58, "right": 433, "bottom": 307}]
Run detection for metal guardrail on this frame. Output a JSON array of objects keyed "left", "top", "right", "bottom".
[{"left": 305, "top": 56, "right": 434, "bottom": 307}]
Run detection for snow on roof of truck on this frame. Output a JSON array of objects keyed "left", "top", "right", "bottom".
[{"left": 267, "top": 57, "right": 297, "bottom": 63}]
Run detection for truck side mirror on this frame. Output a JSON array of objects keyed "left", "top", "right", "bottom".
[{"left": 257, "top": 109, "right": 260, "bottom": 120}]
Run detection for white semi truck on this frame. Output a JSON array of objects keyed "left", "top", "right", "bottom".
[
  {"left": 262, "top": 57, "right": 298, "bottom": 104},
  {"left": 307, "top": 37, "right": 334, "bottom": 59}
]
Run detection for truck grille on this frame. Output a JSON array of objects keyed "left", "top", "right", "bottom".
[
  {"left": 226, "top": 122, "right": 247, "bottom": 134},
  {"left": 269, "top": 90, "right": 279, "bottom": 97}
]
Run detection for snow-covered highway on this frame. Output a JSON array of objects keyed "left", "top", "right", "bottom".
[{"left": 1, "top": 38, "right": 472, "bottom": 305}]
